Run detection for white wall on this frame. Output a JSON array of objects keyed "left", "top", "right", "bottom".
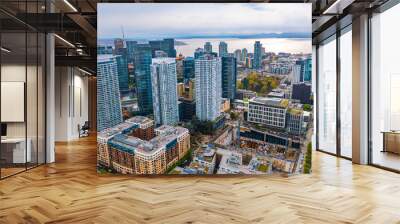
[{"left": 54, "top": 67, "right": 89, "bottom": 141}]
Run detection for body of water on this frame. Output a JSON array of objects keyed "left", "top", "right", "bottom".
[
  {"left": 176, "top": 38, "right": 311, "bottom": 57},
  {"left": 98, "top": 37, "right": 311, "bottom": 57}
]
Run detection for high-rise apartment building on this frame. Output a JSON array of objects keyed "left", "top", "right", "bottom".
[
  {"left": 97, "top": 55, "right": 123, "bottom": 131},
  {"left": 219, "top": 41, "right": 228, "bottom": 57},
  {"left": 221, "top": 56, "right": 237, "bottom": 100},
  {"left": 204, "top": 42, "right": 212, "bottom": 53},
  {"left": 151, "top": 58, "right": 179, "bottom": 125},
  {"left": 253, "top": 41, "right": 262, "bottom": 69},
  {"left": 134, "top": 44, "right": 153, "bottom": 115},
  {"left": 195, "top": 55, "right": 222, "bottom": 121}
]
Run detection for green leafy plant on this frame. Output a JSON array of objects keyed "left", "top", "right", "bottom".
[{"left": 303, "top": 142, "right": 312, "bottom": 174}]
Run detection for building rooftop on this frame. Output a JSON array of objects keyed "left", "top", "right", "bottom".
[
  {"left": 251, "top": 97, "right": 289, "bottom": 108},
  {"left": 267, "top": 91, "right": 285, "bottom": 98},
  {"left": 97, "top": 54, "right": 115, "bottom": 63},
  {"left": 195, "top": 145, "right": 216, "bottom": 163},
  {"left": 155, "top": 125, "right": 188, "bottom": 137},
  {"left": 152, "top": 57, "right": 176, "bottom": 64},
  {"left": 100, "top": 116, "right": 188, "bottom": 156},
  {"left": 125, "top": 116, "right": 153, "bottom": 126},
  {"left": 98, "top": 122, "right": 137, "bottom": 139},
  {"left": 288, "top": 108, "right": 303, "bottom": 115},
  {"left": 108, "top": 134, "right": 151, "bottom": 154}
]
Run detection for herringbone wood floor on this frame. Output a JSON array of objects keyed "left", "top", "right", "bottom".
[{"left": 1, "top": 135, "right": 400, "bottom": 224}]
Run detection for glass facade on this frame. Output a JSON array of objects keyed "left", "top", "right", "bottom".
[
  {"left": 370, "top": 3, "right": 400, "bottom": 171},
  {"left": 0, "top": 1, "right": 47, "bottom": 179},
  {"left": 221, "top": 56, "right": 237, "bottom": 100},
  {"left": 339, "top": 28, "right": 352, "bottom": 158},
  {"left": 315, "top": 0, "right": 400, "bottom": 172},
  {"left": 317, "top": 36, "right": 337, "bottom": 154}
]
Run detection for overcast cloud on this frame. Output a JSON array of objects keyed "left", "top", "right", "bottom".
[{"left": 98, "top": 3, "right": 311, "bottom": 39}]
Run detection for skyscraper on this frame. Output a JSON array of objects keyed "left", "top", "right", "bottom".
[
  {"left": 149, "top": 40, "right": 162, "bottom": 57},
  {"left": 151, "top": 58, "right": 179, "bottom": 125},
  {"left": 234, "top": 49, "right": 242, "bottom": 63},
  {"left": 241, "top": 48, "right": 248, "bottom": 62},
  {"left": 97, "top": 55, "right": 123, "bottom": 131},
  {"left": 98, "top": 45, "right": 113, "bottom": 55},
  {"left": 115, "top": 55, "right": 129, "bottom": 92},
  {"left": 149, "top": 39, "right": 176, "bottom": 58},
  {"left": 195, "top": 55, "right": 222, "bottom": 121},
  {"left": 253, "top": 41, "right": 262, "bottom": 69},
  {"left": 161, "top": 38, "right": 176, "bottom": 58},
  {"left": 204, "top": 42, "right": 212, "bottom": 53},
  {"left": 293, "top": 63, "right": 302, "bottom": 83},
  {"left": 126, "top": 40, "right": 137, "bottom": 63},
  {"left": 134, "top": 44, "right": 153, "bottom": 115},
  {"left": 221, "top": 56, "right": 237, "bottom": 100},
  {"left": 194, "top": 48, "right": 205, "bottom": 59},
  {"left": 293, "top": 58, "right": 312, "bottom": 83},
  {"left": 292, "top": 82, "right": 312, "bottom": 104},
  {"left": 114, "top": 38, "right": 124, "bottom": 50},
  {"left": 219, "top": 42, "right": 228, "bottom": 57},
  {"left": 183, "top": 57, "right": 195, "bottom": 82},
  {"left": 303, "top": 58, "right": 312, "bottom": 82}
]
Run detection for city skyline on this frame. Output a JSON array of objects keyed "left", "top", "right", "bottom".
[
  {"left": 97, "top": 3, "right": 312, "bottom": 175},
  {"left": 98, "top": 3, "right": 311, "bottom": 39}
]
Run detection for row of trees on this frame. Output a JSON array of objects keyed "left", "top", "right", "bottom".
[{"left": 237, "top": 72, "right": 280, "bottom": 95}]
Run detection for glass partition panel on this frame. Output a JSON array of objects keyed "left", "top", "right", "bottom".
[
  {"left": 38, "top": 32, "right": 46, "bottom": 165},
  {"left": 317, "top": 36, "right": 337, "bottom": 154},
  {"left": 1, "top": 31, "right": 27, "bottom": 178},
  {"left": 27, "top": 31, "right": 38, "bottom": 169}
]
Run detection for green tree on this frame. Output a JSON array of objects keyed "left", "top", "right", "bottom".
[
  {"left": 304, "top": 142, "right": 312, "bottom": 174},
  {"left": 303, "top": 104, "right": 312, "bottom": 111}
]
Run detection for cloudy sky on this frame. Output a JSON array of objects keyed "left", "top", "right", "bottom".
[{"left": 98, "top": 3, "right": 311, "bottom": 39}]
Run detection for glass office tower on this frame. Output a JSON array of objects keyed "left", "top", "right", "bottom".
[
  {"left": 115, "top": 55, "right": 129, "bottom": 93},
  {"left": 183, "top": 57, "right": 195, "bottom": 82},
  {"left": 134, "top": 44, "right": 153, "bottom": 115},
  {"left": 253, "top": 41, "right": 262, "bottom": 69},
  {"left": 204, "top": 42, "right": 212, "bottom": 53},
  {"left": 219, "top": 42, "right": 228, "bottom": 57},
  {"left": 221, "top": 56, "right": 237, "bottom": 100}
]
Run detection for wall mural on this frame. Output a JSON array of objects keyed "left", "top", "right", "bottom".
[{"left": 97, "top": 3, "right": 313, "bottom": 175}]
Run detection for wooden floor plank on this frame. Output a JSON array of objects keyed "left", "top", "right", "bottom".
[{"left": 0, "top": 135, "right": 399, "bottom": 223}]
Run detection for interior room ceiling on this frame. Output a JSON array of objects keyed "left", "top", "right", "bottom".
[{"left": 0, "top": 0, "right": 392, "bottom": 74}]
